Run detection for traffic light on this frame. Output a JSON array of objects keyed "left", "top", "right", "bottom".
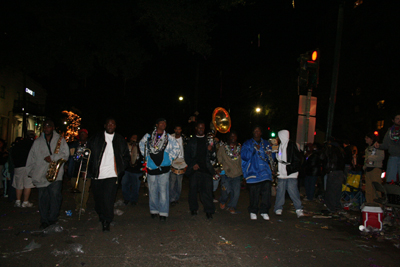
[
  {"left": 297, "top": 49, "right": 320, "bottom": 89},
  {"left": 271, "top": 132, "right": 276, "bottom": 138}
]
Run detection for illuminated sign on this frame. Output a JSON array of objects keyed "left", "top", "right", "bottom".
[{"left": 25, "top": 88, "right": 35, "bottom": 96}]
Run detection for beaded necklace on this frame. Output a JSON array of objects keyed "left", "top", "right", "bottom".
[
  {"left": 148, "top": 129, "right": 168, "bottom": 154},
  {"left": 253, "top": 139, "right": 270, "bottom": 162},
  {"left": 390, "top": 125, "right": 400, "bottom": 143},
  {"left": 224, "top": 143, "right": 241, "bottom": 160}
]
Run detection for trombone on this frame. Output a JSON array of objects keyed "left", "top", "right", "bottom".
[{"left": 71, "top": 148, "right": 91, "bottom": 220}]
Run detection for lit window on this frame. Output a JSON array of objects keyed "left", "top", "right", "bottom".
[
  {"left": 377, "top": 120, "right": 384, "bottom": 130},
  {"left": 377, "top": 100, "right": 385, "bottom": 109}
]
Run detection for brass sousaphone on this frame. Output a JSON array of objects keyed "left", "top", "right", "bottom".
[{"left": 211, "top": 107, "right": 231, "bottom": 134}]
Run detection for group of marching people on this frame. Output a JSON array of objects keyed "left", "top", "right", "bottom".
[{"left": 3, "top": 112, "right": 399, "bottom": 233}]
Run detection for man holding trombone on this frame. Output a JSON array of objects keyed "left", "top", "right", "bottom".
[{"left": 68, "top": 129, "right": 90, "bottom": 214}]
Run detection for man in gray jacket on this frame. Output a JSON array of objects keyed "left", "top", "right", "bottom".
[{"left": 26, "top": 120, "right": 69, "bottom": 229}]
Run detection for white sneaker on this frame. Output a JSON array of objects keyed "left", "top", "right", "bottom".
[
  {"left": 296, "top": 209, "right": 304, "bottom": 218},
  {"left": 261, "top": 213, "right": 270, "bottom": 220},
  {"left": 14, "top": 200, "right": 21, "bottom": 207},
  {"left": 250, "top": 213, "right": 257, "bottom": 220},
  {"left": 21, "top": 201, "right": 33, "bottom": 208},
  {"left": 275, "top": 209, "right": 282, "bottom": 215}
]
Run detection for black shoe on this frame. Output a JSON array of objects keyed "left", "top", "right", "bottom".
[
  {"left": 102, "top": 221, "right": 110, "bottom": 232},
  {"left": 123, "top": 200, "right": 130, "bottom": 205},
  {"left": 39, "top": 222, "right": 49, "bottom": 230},
  {"left": 151, "top": 214, "right": 158, "bottom": 219},
  {"left": 170, "top": 201, "right": 177, "bottom": 207},
  {"left": 159, "top": 216, "right": 167, "bottom": 222},
  {"left": 191, "top": 210, "right": 198, "bottom": 216},
  {"left": 131, "top": 201, "right": 137, "bottom": 206},
  {"left": 206, "top": 213, "right": 213, "bottom": 219}
]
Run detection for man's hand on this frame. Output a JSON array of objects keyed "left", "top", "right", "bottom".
[
  {"left": 44, "top": 156, "right": 52, "bottom": 163},
  {"left": 373, "top": 142, "right": 380, "bottom": 149},
  {"left": 193, "top": 164, "right": 200, "bottom": 170}
]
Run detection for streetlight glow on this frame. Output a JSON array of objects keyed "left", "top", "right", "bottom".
[
  {"left": 179, "top": 96, "right": 184, "bottom": 101},
  {"left": 255, "top": 107, "right": 261, "bottom": 113}
]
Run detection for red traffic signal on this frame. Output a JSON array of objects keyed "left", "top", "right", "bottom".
[
  {"left": 374, "top": 131, "right": 379, "bottom": 136},
  {"left": 311, "top": 50, "right": 318, "bottom": 61}
]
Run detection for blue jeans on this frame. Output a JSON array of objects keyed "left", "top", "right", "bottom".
[
  {"left": 304, "top": 175, "right": 318, "bottom": 201},
  {"left": 213, "top": 178, "right": 220, "bottom": 192},
  {"left": 169, "top": 172, "right": 183, "bottom": 202},
  {"left": 121, "top": 171, "right": 142, "bottom": 203},
  {"left": 386, "top": 156, "right": 400, "bottom": 183},
  {"left": 274, "top": 178, "right": 303, "bottom": 212},
  {"left": 219, "top": 175, "right": 242, "bottom": 209},
  {"left": 147, "top": 172, "right": 170, "bottom": 217}
]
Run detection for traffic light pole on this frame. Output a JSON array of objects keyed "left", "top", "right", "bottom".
[
  {"left": 326, "top": 3, "right": 344, "bottom": 140},
  {"left": 304, "top": 87, "right": 312, "bottom": 148}
]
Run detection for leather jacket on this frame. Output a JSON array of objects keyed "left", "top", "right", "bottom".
[
  {"left": 184, "top": 136, "right": 216, "bottom": 177},
  {"left": 87, "top": 131, "right": 130, "bottom": 180}
]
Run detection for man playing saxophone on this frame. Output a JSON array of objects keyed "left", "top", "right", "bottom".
[{"left": 26, "top": 120, "right": 69, "bottom": 229}]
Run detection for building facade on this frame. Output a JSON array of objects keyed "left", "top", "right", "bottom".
[{"left": 0, "top": 67, "right": 47, "bottom": 146}]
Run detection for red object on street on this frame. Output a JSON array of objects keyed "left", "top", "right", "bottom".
[{"left": 362, "top": 205, "right": 383, "bottom": 230}]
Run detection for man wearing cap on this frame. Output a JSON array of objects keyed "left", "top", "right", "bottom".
[
  {"left": 87, "top": 117, "right": 130, "bottom": 232},
  {"left": 139, "top": 118, "right": 180, "bottom": 222},
  {"left": 68, "top": 129, "right": 90, "bottom": 213},
  {"left": 26, "top": 120, "right": 69, "bottom": 229}
]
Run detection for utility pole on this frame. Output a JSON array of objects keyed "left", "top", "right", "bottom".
[
  {"left": 22, "top": 72, "right": 27, "bottom": 138},
  {"left": 326, "top": 3, "right": 344, "bottom": 140}
]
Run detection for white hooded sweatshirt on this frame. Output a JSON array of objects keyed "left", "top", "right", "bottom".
[{"left": 277, "top": 130, "right": 298, "bottom": 179}]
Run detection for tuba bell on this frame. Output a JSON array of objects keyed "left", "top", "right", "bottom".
[{"left": 211, "top": 107, "right": 231, "bottom": 134}]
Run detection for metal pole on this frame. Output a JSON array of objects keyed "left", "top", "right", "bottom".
[
  {"left": 326, "top": 3, "right": 344, "bottom": 140},
  {"left": 304, "top": 88, "right": 312, "bottom": 147},
  {"left": 22, "top": 72, "right": 27, "bottom": 138}
]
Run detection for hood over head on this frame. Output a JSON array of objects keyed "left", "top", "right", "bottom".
[{"left": 278, "top": 130, "right": 290, "bottom": 144}]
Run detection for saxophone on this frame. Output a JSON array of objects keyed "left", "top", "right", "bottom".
[{"left": 46, "top": 137, "right": 67, "bottom": 182}]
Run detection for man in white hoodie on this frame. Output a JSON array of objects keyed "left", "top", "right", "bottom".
[{"left": 274, "top": 130, "right": 304, "bottom": 218}]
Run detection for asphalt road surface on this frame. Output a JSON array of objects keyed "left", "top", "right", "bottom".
[{"left": 1, "top": 178, "right": 399, "bottom": 267}]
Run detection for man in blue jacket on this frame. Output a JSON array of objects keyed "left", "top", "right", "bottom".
[
  {"left": 241, "top": 126, "right": 275, "bottom": 220},
  {"left": 139, "top": 118, "right": 179, "bottom": 222}
]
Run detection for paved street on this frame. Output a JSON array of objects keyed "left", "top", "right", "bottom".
[{"left": 1, "top": 178, "right": 400, "bottom": 267}]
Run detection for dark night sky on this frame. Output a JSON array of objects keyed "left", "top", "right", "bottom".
[{"left": 1, "top": 0, "right": 399, "bottom": 146}]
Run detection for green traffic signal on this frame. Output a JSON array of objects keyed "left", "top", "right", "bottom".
[{"left": 271, "top": 132, "right": 276, "bottom": 138}]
